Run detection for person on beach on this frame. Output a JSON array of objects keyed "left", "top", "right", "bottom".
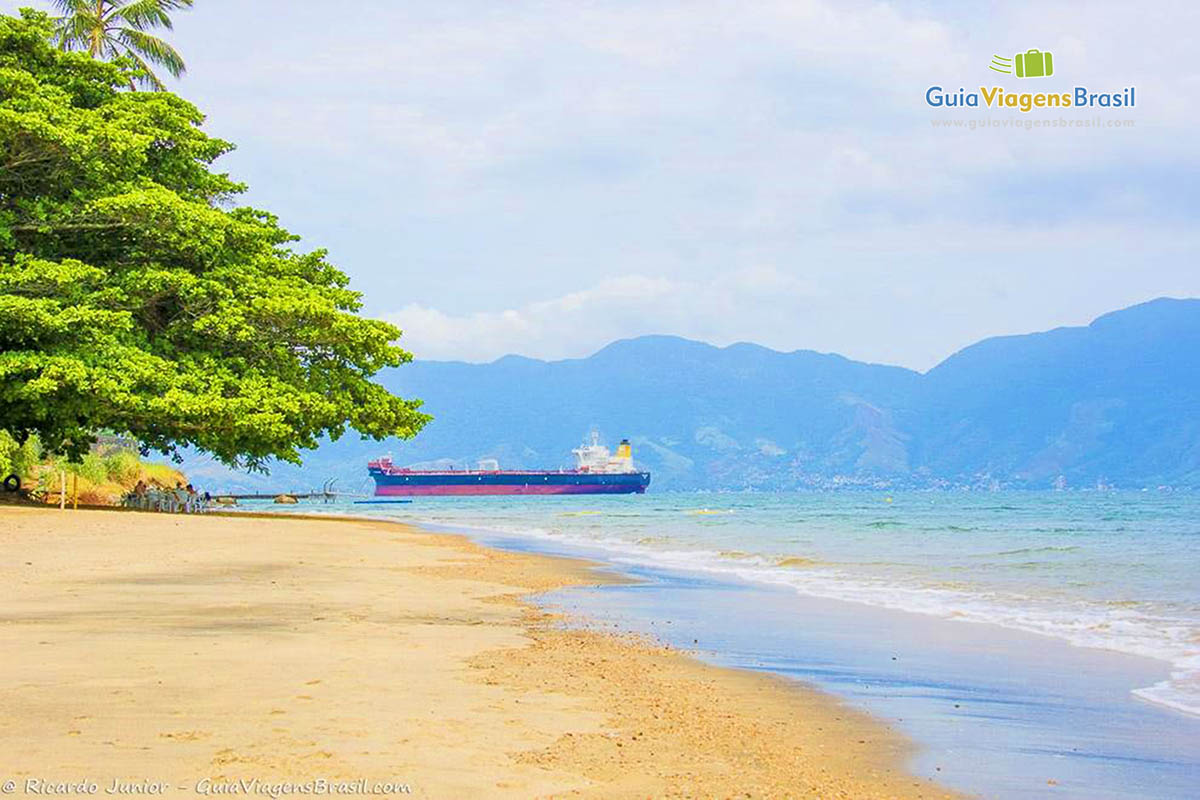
[{"left": 167, "top": 482, "right": 184, "bottom": 513}]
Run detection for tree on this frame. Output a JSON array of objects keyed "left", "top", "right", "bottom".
[
  {"left": 0, "top": 11, "right": 430, "bottom": 469},
  {"left": 53, "top": 0, "right": 192, "bottom": 91}
]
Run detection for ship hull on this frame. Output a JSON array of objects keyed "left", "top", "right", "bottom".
[{"left": 369, "top": 469, "right": 650, "bottom": 496}]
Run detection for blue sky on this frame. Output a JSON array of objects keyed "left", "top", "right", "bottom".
[{"left": 8, "top": 0, "right": 1199, "bottom": 369}]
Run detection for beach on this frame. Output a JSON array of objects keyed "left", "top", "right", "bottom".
[
  {"left": 220, "top": 493, "right": 1200, "bottom": 800},
  {"left": 0, "top": 506, "right": 953, "bottom": 799}
]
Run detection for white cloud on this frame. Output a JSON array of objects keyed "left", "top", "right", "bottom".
[
  {"left": 8, "top": 0, "right": 1196, "bottom": 365},
  {"left": 388, "top": 215, "right": 1200, "bottom": 370},
  {"left": 388, "top": 267, "right": 824, "bottom": 362}
]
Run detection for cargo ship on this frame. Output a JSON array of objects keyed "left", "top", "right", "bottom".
[{"left": 367, "top": 434, "right": 650, "bottom": 496}]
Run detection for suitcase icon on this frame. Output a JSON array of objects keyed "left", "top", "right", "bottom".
[{"left": 1015, "top": 49, "right": 1053, "bottom": 78}]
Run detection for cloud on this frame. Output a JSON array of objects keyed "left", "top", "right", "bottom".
[
  {"left": 388, "top": 267, "right": 824, "bottom": 362},
  {"left": 9, "top": 0, "right": 1198, "bottom": 367},
  {"left": 387, "top": 216, "right": 1200, "bottom": 371}
]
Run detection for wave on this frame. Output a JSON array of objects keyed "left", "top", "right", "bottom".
[
  {"left": 629, "top": 548, "right": 1200, "bottom": 718},
  {"left": 1134, "top": 669, "right": 1200, "bottom": 716},
  {"left": 775, "top": 556, "right": 823, "bottom": 568},
  {"left": 991, "top": 545, "right": 1083, "bottom": 556},
  {"left": 306, "top": 504, "right": 1200, "bottom": 720},
  {"left": 446, "top": 523, "right": 1198, "bottom": 717}
]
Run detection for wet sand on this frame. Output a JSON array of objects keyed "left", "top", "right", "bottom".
[{"left": 0, "top": 506, "right": 957, "bottom": 798}]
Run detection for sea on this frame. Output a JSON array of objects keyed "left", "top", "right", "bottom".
[{"left": 248, "top": 490, "right": 1200, "bottom": 799}]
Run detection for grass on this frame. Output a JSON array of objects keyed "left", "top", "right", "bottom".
[
  {"left": 26, "top": 450, "right": 187, "bottom": 507},
  {"left": 1, "top": 433, "right": 189, "bottom": 506}
]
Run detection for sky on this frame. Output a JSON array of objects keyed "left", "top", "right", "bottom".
[{"left": 8, "top": 0, "right": 1200, "bottom": 369}]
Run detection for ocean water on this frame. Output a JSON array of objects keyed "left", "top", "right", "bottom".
[
  {"left": 325, "top": 490, "right": 1200, "bottom": 717},
  {"left": 247, "top": 490, "right": 1200, "bottom": 797}
]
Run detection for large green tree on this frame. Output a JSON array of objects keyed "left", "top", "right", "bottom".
[
  {"left": 0, "top": 11, "right": 429, "bottom": 469},
  {"left": 53, "top": 0, "right": 192, "bottom": 91}
]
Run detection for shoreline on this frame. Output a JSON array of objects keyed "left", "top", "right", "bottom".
[
  {"left": 262, "top": 503, "right": 1200, "bottom": 720},
  {"left": 0, "top": 506, "right": 956, "bottom": 799},
  {"left": 374, "top": 497, "right": 1200, "bottom": 722},
  {"left": 283, "top": 503, "right": 1200, "bottom": 799},
  {"left": 474, "top": 532, "right": 1200, "bottom": 800}
]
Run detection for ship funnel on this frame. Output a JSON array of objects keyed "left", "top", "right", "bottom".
[{"left": 616, "top": 439, "right": 632, "bottom": 460}]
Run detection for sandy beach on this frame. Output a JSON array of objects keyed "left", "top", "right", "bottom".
[{"left": 0, "top": 506, "right": 956, "bottom": 799}]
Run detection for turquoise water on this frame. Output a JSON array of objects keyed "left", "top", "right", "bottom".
[
  {"left": 246, "top": 490, "right": 1200, "bottom": 797},
  {"left": 309, "top": 490, "right": 1200, "bottom": 717}
]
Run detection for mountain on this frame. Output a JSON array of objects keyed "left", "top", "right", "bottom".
[
  {"left": 183, "top": 298, "right": 1200, "bottom": 492},
  {"left": 913, "top": 298, "right": 1200, "bottom": 487}
]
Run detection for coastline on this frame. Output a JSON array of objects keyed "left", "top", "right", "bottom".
[
  {"left": 294, "top": 501, "right": 1200, "bottom": 800},
  {"left": 0, "top": 506, "right": 956, "bottom": 799}
]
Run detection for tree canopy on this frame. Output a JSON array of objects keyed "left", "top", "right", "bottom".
[{"left": 0, "top": 11, "right": 429, "bottom": 469}]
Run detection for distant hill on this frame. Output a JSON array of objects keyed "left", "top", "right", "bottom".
[
  {"left": 913, "top": 298, "right": 1200, "bottom": 487},
  {"left": 181, "top": 298, "right": 1200, "bottom": 492}
]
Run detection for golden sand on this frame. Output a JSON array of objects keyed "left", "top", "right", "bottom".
[{"left": 0, "top": 506, "right": 958, "bottom": 799}]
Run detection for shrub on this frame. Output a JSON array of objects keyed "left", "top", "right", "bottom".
[
  {"left": 0, "top": 432, "right": 42, "bottom": 479},
  {"left": 104, "top": 451, "right": 142, "bottom": 484},
  {"left": 0, "top": 431, "right": 14, "bottom": 476},
  {"left": 69, "top": 454, "right": 109, "bottom": 485}
]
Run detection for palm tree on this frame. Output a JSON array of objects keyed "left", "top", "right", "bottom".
[{"left": 53, "top": 0, "right": 194, "bottom": 91}]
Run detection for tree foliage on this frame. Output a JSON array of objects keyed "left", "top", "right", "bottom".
[
  {"left": 53, "top": 0, "right": 192, "bottom": 91},
  {"left": 0, "top": 11, "right": 429, "bottom": 469},
  {"left": 0, "top": 429, "right": 40, "bottom": 477}
]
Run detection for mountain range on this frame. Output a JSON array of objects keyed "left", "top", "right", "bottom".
[{"left": 179, "top": 297, "right": 1200, "bottom": 492}]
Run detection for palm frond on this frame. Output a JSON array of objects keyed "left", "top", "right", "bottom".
[
  {"left": 53, "top": 12, "right": 101, "bottom": 51},
  {"left": 119, "top": 47, "right": 168, "bottom": 91},
  {"left": 112, "top": 0, "right": 176, "bottom": 31},
  {"left": 51, "top": 0, "right": 96, "bottom": 14},
  {"left": 117, "top": 0, "right": 195, "bottom": 29},
  {"left": 117, "top": 27, "right": 186, "bottom": 80}
]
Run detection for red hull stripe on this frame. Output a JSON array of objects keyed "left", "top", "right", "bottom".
[{"left": 375, "top": 484, "right": 646, "bottom": 496}]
